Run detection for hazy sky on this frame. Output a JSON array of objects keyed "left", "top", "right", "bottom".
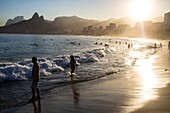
[{"left": 0, "top": 0, "right": 170, "bottom": 26}]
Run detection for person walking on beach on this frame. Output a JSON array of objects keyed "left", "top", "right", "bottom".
[
  {"left": 154, "top": 43, "right": 157, "bottom": 48},
  {"left": 67, "top": 55, "right": 77, "bottom": 80},
  {"left": 128, "top": 44, "right": 131, "bottom": 49},
  {"left": 29, "top": 57, "right": 40, "bottom": 101}
]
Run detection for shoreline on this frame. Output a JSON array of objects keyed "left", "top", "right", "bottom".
[
  {"left": 0, "top": 41, "right": 170, "bottom": 113},
  {"left": 2, "top": 68, "right": 170, "bottom": 113},
  {"left": 131, "top": 46, "right": 170, "bottom": 113}
]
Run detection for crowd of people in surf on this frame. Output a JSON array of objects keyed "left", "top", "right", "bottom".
[
  {"left": 29, "top": 37, "right": 169, "bottom": 51},
  {"left": 94, "top": 38, "right": 134, "bottom": 49},
  {"left": 30, "top": 38, "right": 135, "bottom": 49},
  {"left": 151, "top": 42, "right": 170, "bottom": 50}
]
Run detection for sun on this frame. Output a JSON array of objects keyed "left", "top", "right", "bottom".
[{"left": 129, "top": 0, "right": 152, "bottom": 21}]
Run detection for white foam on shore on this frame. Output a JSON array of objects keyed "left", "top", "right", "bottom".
[
  {"left": 0, "top": 42, "right": 157, "bottom": 83},
  {"left": 0, "top": 48, "right": 106, "bottom": 82}
]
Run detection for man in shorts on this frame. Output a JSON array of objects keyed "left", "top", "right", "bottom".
[{"left": 29, "top": 57, "right": 40, "bottom": 101}]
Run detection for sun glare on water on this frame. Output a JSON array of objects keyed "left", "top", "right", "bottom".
[{"left": 129, "top": 0, "right": 152, "bottom": 21}]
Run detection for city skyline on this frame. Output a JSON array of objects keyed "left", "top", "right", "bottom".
[{"left": 0, "top": 0, "right": 170, "bottom": 26}]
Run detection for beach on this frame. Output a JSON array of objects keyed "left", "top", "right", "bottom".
[
  {"left": 132, "top": 84, "right": 170, "bottom": 113},
  {"left": 1, "top": 43, "right": 170, "bottom": 113},
  {"left": 131, "top": 46, "right": 170, "bottom": 113},
  {"left": 0, "top": 0, "right": 170, "bottom": 112}
]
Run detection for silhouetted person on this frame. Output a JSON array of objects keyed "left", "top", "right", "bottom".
[
  {"left": 95, "top": 42, "right": 97, "bottom": 45},
  {"left": 128, "top": 44, "right": 131, "bottom": 49},
  {"left": 31, "top": 43, "right": 38, "bottom": 47},
  {"left": 105, "top": 44, "right": 109, "bottom": 46},
  {"left": 168, "top": 41, "right": 170, "bottom": 50},
  {"left": 155, "top": 43, "right": 157, "bottom": 48},
  {"left": 67, "top": 55, "right": 77, "bottom": 80},
  {"left": 29, "top": 57, "right": 40, "bottom": 101}
]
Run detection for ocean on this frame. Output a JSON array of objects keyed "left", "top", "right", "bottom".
[{"left": 0, "top": 34, "right": 163, "bottom": 110}]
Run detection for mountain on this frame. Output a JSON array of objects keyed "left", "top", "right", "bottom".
[
  {"left": 51, "top": 16, "right": 98, "bottom": 33},
  {"left": 0, "top": 12, "right": 52, "bottom": 34},
  {"left": 5, "top": 16, "right": 24, "bottom": 26},
  {"left": 0, "top": 12, "right": 164, "bottom": 35},
  {"left": 94, "top": 17, "right": 136, "bottom": 27},
  {"left": 150, "top": 16, "right": 164, "bottom": 22},
  {"left": 0, "top": 14, "right": 99, "bottom": 34}
]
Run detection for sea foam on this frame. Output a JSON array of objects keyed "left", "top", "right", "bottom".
[{"left": 0, "top": 48, "right": 106, "bottom": 82}]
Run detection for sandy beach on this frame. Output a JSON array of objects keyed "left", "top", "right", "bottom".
[
  {"left": 131, "top": 46, "right": 170, "bottom": 113},
  {"left": 132, "top": 84, "right": 170, "bottom": 113},
  {"left": 1, "top": 45, "right": 170, "bottom": 113},
  {"left": 1, "top": 0, "right": 170, "bottom": 112}
]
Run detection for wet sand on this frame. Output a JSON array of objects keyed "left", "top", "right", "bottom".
[
  {"left": 1, "top": 46, "right": 170, "bottom": 113},
  {"left": 132, "top": 84, "right": 170, "bottom": 113},
  {"left": 132, "top": 46, "right": 170, "bottom": 113}
]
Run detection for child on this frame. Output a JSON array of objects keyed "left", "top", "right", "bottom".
[
  {"left": 68, "top": 55, "right": 77, "bottom": 80},
  {"left": 29, "top": 57, "right": 40, "bottom": 101}
]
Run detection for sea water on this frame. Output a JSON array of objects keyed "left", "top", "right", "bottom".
[{"left": 0, "top": 34, "right": 161, "bottom": 110}]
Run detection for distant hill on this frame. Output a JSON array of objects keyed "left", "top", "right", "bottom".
[
  {"left": 150, "top": 16, "right": 164, "bottom": 22},
  {"left": 0, "top": 13, "right": 52, "bottom": 34},
  {"left": 94, "top": 17, "right": 136, "bottom": 27},
  {"left": 51, "top": 16, "right": 98, "bottom": 33},
  {"left": 0, "top": 14, "right": 99, "bottom": 34},
  {"left": 5, "top": 16, "right": 24, "bottom": 26}
]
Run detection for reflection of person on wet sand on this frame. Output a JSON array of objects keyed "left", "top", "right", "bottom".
[
  {"left": 160, "top": 43, "right": 162, "bottom": 48},
  {"left": 71, "top": 84, "right": 80, "bottom": 106},
  {"left": 32, "top": 99, "right": 41, "bottom": 113}
]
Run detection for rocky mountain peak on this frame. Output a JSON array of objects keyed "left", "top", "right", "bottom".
[{"left": 32, "top": 12, "right": 39, "bottom": 19}]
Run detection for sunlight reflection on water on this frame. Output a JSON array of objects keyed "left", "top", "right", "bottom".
[
  {"left": 125, "top": 54, "right": 159, "bottom": 113},
  {"left": 137, "top": 56, "right": 158, "bottom": 101}
]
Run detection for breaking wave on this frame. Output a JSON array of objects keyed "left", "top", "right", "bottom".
[{"left": 0, "top": 48, "right": 105, "bottom": 83}]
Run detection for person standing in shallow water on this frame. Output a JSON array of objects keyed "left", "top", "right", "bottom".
[
  {"left": 168, "top": 41, "right": 170, "bottom": 50},
  {"left": 67, "top": 55, "right": 77, "bottom": 80},
  {"left": 29, "top": 57, "right": 40, "bottom": 101}
]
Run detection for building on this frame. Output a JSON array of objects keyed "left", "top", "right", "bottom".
[{"left": 163, "top": 12, "right": 170, "bottom": 30}]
